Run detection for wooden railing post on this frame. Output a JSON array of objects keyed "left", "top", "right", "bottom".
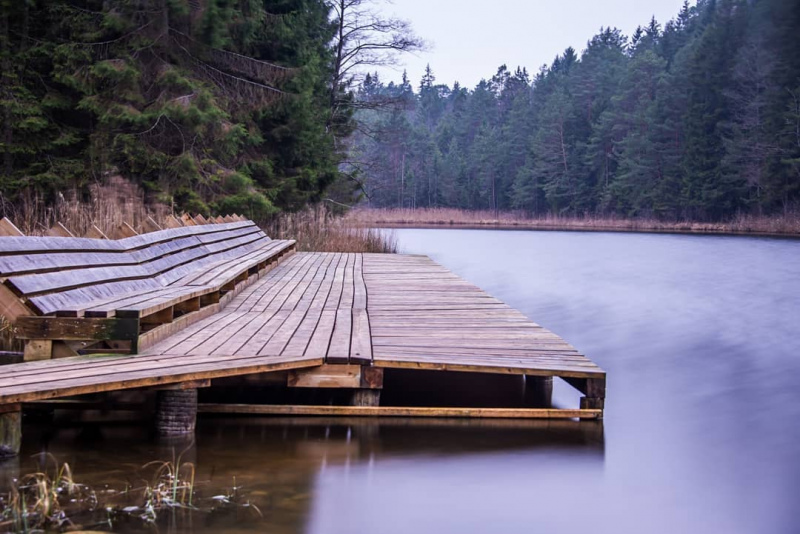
[{"left": 23, "top": 340, "right": 53, "bottom": 361}]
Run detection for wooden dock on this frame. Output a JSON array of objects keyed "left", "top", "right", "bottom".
[
  {"left": 0, "top": 218, "right": 605, "bottom": 456},
  {"left": 0, "top": 253, "right": 604, "bottom": 408}
]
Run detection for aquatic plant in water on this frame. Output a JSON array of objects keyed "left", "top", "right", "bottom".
[{"left": 0, "top": 452, "right": 261, "bottom": 533}]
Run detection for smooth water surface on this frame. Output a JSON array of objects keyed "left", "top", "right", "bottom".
[{"left": 4, "top": 229, "right": 799, "bottom": 533}]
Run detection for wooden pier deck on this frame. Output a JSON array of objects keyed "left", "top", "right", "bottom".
[{"left": 0, "top": 252, "right": 605, "bottom": 417}]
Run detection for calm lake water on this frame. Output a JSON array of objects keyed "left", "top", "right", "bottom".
[{"left": 3, "top": 229, "right": 800, "bottom": 533}]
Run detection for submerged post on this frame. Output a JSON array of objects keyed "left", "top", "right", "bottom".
[
  {"left": 155, "top": 389, "right": 198, "bottom": 435},
  {"left": 0, "top": 405, "right": 21, "bottom": 458}
]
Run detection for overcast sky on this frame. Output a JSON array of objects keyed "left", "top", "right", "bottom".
[{"left": 373, "top": 0, "right": 693, "bottom": 89}]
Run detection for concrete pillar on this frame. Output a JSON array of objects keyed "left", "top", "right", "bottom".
[
  {"left": 524, "top": 375, "right": 553, "bottom": 408},
  {"left": 155, "top": 389, "right": 197, "bottom": 435},
  {"left": 0, "top": 408, "right": 21, "bottom": 458},
  {"left": 351, "top": 389, "right": 381, "bottom": 407}
]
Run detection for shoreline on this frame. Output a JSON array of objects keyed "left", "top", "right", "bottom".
[
  {"left": 353, "top": 221, "right": 800, "bottom": 239},
  {"left": 343, "top": 210, "right": 800, "bottom": 239}
]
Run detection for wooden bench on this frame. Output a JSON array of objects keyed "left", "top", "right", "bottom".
[{"left": 0, "top": 219, "right": 295, "bottom": 360}]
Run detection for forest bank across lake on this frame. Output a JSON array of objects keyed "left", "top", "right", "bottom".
[{"left": 345, "top": 208, "right": 800, "bottom": 238}]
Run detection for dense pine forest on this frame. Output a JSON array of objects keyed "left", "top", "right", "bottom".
[
  {"left": 352, "top": 0, "right": 800, "bottom": 221},
  {"left": 0, "top": 0, "right": 354, "bottom": 220},
  {"left": 2, "top": 0, "right": 800, "bottom": 224}
]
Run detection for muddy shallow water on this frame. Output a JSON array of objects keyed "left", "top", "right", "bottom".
[{"left": 3, "top": 229, "right": 799, "bottom": 533}]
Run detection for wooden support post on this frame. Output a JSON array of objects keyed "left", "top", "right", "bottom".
[
  {"left": 141, "top": 307, "right": 174, "bottom": 326},
  {"left": 180, "top": 214, "right": 197, "bottom": 226},
  {"left": 0, "top": 285, "right": 34, "bottom": 322},
  {"left": 351, "top": 389, "right": 381, "bottom": 407},
  {"left": 174, "top": 297, "right": 200, "bottom": 315},
  {"left": 84, "top": 225, "right": 108, "bottom": 239},
  {"left": 0, "top": 405, "right": 22, "bottom": 458},
  {"left": 113, "top": 222, "right": 138, "bottom": 239},
  {"left": 47, "top": 222, "right": 74, "bottom": 237},
  {"left": 193, "top": 214, "right": 208, "bottom": 225},
  {"left": 52, "top": 341, "right": 79, "bottom": 359},
  {"left": 155, "top": 389, "right": 197, "bottom": 436},
  {"left": 288, "top": 364, "right": 362, "bottom": 388},
  {"left": 563, "top": 376, "right": 606, "bottom": 417},
  {"left": 0, "top": 217, "right": 24, "bottom": 236},
  {"left": 23, "top": 339, "right": 53, "bottom": 361},
  {"left": 199, "top": 291, "right": 220, "bottom": 307},
  {"left": 165, "top": 216, "right": 183, "bottom": 229},
  {"left": 524, "top": 375, "right": 553, "bottom": 408},
  {"left": 142, "top": 216, "right": 163, "bottom": 234}
]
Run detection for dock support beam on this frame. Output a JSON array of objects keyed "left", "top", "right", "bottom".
[
  {"left": 155, "top": 389, "right": 197, "bottom": 435},
  {"left": 563, "top": 376, "right": 606, "bottom": 419},
  {"left": 524, "top": 375, "right": 553, "bottom": 408},
  {"left": 0, "top": 405, "right": 21, "bottom": 458}
]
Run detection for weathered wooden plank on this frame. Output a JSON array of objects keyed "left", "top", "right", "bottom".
[
  {"left": 14, "top": 316, "right": 140, "bottom": 341},
  {"left": 287, "top": 364, "right": 362, "bottom": 388},
  {"left": 196, "top": 404, "right": 602, "bottom": 419},
  {"left": 350, "top": 308, "right": 372, "bottom": 364},
  {"left": 281, "top": 253, "right": 343, "bottom": 356},
  {"left": 0, "top": 355, "right": 323, "bottom": 404}
]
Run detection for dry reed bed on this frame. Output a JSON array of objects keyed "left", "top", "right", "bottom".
[
  {"left": 265, "top": 206, "right": 397, "bottom": 253},
  {"left": 1, "top": 176, "right": 173, "bottom": 238},
  {"left": 345, "top": 208, "right": 800, "bottom": 237}
]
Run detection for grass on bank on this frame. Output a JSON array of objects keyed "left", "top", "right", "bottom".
[{"left": 345, "top": 207, "right": 800, "bottom": 237}]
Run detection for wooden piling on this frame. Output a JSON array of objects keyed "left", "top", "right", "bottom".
[
  {"left": 155, "top": 389, "right": 198, "bottom": 435},
  {"left": 0, "top": 405, "right": 21, "bottom": 458},
  {"left": 524, "top": 375, "right": 553, "bottom": 408}
]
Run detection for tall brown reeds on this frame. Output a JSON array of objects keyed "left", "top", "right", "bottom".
[
  {"left": 0, "top": 176, "right": 172, "bottom": 237},
  {"left": 265, "top": 205, "right": 397, "bottom": 253},
  {"left": 345, "top": 207, "right": 800, "bottom": 237}
]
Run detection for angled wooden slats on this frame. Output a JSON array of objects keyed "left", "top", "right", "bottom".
[
  {"left": 0, "top": 236, "right": 124, "bottom": 254},
  {"left": 0, "top": 251, "right": 136, "bottom": 276},
  {"left": 180, "top": 240, "right": 294, "bottom": 287},
  {"left": 6, "top": 264, "right": 153, "bottom": 296},
  {"left": 28, "top": 279, "right": 164, "bottom": 315}
]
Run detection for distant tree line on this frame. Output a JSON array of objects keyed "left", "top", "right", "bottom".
[{"left": 351, "top": 0, "right": 800, "bottom": 220}]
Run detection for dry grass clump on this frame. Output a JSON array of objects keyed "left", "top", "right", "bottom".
[
  {"left": 266, "top": 205, "right": 397, "bottom": 253},
  {"left": 0, "top": 176, "right": 172, "bottom": 238},
  {"left": 0, "top": 317, "right": 23, "bottom": 355},
  {"left": 0, "top": 454, "right": 261, "bottom": 532},
  {"left": 345, "top": 207, "right": 800, "bottom": 237}
]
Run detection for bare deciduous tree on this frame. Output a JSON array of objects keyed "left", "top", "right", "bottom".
[{"left": 328, "top": 0, "right": 425, "bottom": 110}]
